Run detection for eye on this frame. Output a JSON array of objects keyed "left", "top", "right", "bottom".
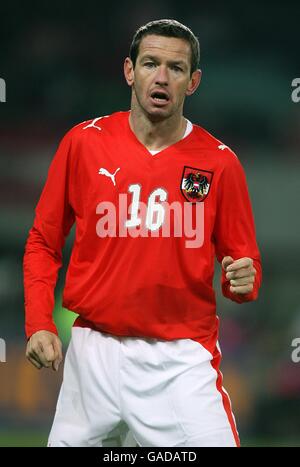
[
  {"left": 144, "top": 62, "right": 156, "bottom": 68},
  {"left": 172, "top": 65, "right": 183, "bottom": 72}
]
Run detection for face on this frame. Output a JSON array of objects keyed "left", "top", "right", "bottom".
[{"left": 124, "top": 35, "right": 201, "bottom": 121}]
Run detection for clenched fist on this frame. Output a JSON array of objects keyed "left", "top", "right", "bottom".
[
  {"left": 26, "top": 330, "right": 63, "bottom": 371},
  {"left": 222, "top": 256, "right": 256, "bottom": 295}
]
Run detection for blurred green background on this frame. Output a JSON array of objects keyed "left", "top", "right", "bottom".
[{"left": 0, "top": 0, "right": 300, "bottom": 447}]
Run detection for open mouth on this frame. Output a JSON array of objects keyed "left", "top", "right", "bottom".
[{"left": 150, "top": 90, "right": 170, "bottom": 104}]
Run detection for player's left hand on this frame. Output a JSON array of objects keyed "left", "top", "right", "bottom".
[{"left": 222, "top": 256, "right": 256, "bottom": 294}]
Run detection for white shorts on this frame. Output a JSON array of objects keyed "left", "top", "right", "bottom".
[{"left": 48, "top": 327, "right": 239, "bottom": 447}]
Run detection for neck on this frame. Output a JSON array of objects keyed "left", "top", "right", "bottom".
[{"left": 129, "top": 98, "right": 187, "bottom": 152}]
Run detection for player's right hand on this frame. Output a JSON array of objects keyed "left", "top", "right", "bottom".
[{"left": 26, "top": 330, "right": 63, "bottom": 372}]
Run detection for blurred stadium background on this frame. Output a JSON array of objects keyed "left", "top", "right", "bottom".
[{"left": 0, "top": 0, "right": 299, "bottom": 447}]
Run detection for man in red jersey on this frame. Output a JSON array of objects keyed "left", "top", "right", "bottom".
[{"left": 23, "top": 19, "right": 261, "bottom": 447}]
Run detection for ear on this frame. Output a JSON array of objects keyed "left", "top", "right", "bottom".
[
  {"left": 186, "top": 69, "right": 202, "bottom": 96},
  {"left": 124, "top": 57, "right": 134, "bottom": 87}
]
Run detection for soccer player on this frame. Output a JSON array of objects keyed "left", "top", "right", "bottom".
[{"left": 23, "top": 19, "right": 262, "bottom": 447}]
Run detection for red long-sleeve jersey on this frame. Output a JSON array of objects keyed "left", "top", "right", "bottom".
[{"left": 23, "top": 111, "right": 262, "bottom": 353}]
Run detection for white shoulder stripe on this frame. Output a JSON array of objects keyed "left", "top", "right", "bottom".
[
  {"left": 218, "top": 144, "right": 229, "bottom": 151},
  {"left": 83, "top": 115, "right": 109, "bottom": 131}
]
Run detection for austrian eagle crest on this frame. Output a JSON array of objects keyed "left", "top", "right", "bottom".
[{"left": 181, "top": 167, "right": 213, "bottom": 202}]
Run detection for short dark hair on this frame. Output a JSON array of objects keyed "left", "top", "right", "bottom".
[{"left": 129, "top": 19, "right": 200, "bottom": 75}]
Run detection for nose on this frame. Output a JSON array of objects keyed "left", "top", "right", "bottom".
[{"left": 154, "top": 65, "right": 168, "bottom": 86}]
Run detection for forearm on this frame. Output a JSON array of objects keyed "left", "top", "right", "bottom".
[{"left": 23, "top": 224, "right": 63, "bottom": 338}]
